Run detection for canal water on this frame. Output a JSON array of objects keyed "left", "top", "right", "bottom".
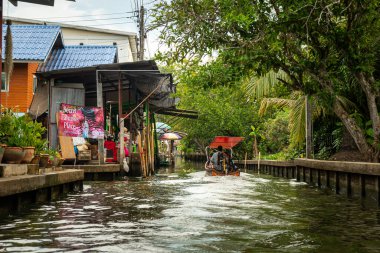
[{"left": 1, "top": 160, "right": 380, "bottom": 252}]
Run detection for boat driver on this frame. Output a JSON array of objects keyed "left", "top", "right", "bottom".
[{"left": 211, "top": 145, "right": 224, "bottom": 171}]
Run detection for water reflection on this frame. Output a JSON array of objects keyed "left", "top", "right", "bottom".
[{"left": 0, "top": 159, "right": 380, "bottom": 252}]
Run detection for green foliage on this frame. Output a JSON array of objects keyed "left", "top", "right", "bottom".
[
  {"left": 262, "top": 111, "right": 290, "bottom": 154},
  {"left": 0, "top": 109, "right": 47, "bottom": 150},
  {"left": 0, "top": 108, "right": 16, "bottom": 144},
  {"left": 152, "top": 0, "right": 380, "bottom": 160},
  {"left": 262, "top": 147, "right": 304, "bottom": 160},
  {"left": 160, "top": 57, "right": 264, "bottom": 158},
  {"left": 313, "top": 118, "right": 343, "bottom": 160},
  {"left": 43, "top": 148, "right": 60, "bottom": 159}
]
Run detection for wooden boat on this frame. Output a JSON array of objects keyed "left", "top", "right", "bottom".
[
  {"left": 205, "top": 166, "right": 240, "bottom": 176},
  {"left": 205, "top": 136, "right": 244, "bottom": 177}
]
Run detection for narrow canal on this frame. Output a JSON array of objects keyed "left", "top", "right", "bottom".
[{"left": 1, "top": 160, "right": 380, "bottom": 252}]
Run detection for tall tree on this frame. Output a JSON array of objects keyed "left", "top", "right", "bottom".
[{"left": 152, "top": 0, "right": 380, "bottom": 161}]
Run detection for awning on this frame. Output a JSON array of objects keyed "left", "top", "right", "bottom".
[
  {"left": 28, "top": 82, "right": 48, "bottom": 117},
  {"left": 154, "top": 108, "right": 198, "bottom": 119},
  {"left": 209, "top": 136, "right": 244, "bottom": 149},
  {"left": 36, "top": 61, "right": 177, "bottom": 109}
]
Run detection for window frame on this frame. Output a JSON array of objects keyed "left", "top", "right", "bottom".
[{"left": 1, "top": 72, "right": 9, "bottom": 92}]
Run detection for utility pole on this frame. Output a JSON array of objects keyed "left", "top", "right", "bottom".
[{"left": 138, "top": 5, "right": 145, "bottom": 61}]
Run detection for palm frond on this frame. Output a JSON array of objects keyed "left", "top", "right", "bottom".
[
  {"left": 245, "top": 69, "right": 290, "bottom": 99},
  {"left": 259, "top": 98, "right": 296, "bottom": 116}
]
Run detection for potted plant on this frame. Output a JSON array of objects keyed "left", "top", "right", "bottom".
[
  {"left": 18, "top": 116, "right": 46, "bottom": 164},
  {"left": 31, "top": 139, "right": 48, "bottom": 165},
  {"left": 2, "top": 114, "right": 25, "bottom": 164},
  {"left": 43, "top": 148, "right": 60, "bottom": 168},
  {"left": 1, "top": 113, "right": 47, "bottom": 164},
  {"left": 0, "top": 108, "right": 16, "bottom": 163}
]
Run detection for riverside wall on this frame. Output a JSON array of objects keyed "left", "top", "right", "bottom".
[
  {"left": 236, "top": 159, "right": 380, "bottom": 206},
  {"left": 0, "top": 169, "right": 84, "bottom": 217}
]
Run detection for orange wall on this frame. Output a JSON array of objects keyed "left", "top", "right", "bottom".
[{"left": 1, "top": 63, "right": 38, "bottom": 113}]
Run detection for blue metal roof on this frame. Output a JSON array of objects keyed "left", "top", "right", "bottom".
[
  {"left": 38, "top": 45, "right": 117, "bottom": 72},
  {"left": 2, "top": 25, "right": 61, "bottom": 61}
]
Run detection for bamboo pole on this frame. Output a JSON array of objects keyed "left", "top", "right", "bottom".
[
  {"left": 137, "top": 131, "right": 146, "bottom": 177},
  {"left": 144, "top": 127, "right": 149, "bottom": 176},
  {"left": 149, "top": 123, "right": 154, "bottom": 174},
  {"left": 144, "top": 103, "right": 150, "bottom": 176},
  {"left": 152, "top": 114, "right": 159, "bottom": 167},
  {"left": 143, "top": 132, "right": 148, "bottom": 177}
]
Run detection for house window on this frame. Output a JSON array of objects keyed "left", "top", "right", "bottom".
[
  {"left": 1, "top": 72, "right": 9, "bottom": 92},
  {"left": 33, "top": 75, "right": 37, "bottom": 93}
]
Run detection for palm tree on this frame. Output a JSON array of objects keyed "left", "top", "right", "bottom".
[
  {"left": 246, "top": 70, "right": 356, "bottom": 155},
  {"left": 249, "top": 125, "right": 264, "bottom": 158},
  {"left": 245, "top": 70, "right": 310, "bottom": 148}
]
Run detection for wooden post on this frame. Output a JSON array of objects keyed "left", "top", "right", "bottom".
[
  {"left": 244, "top": 152, "right": 247, "bottom": 173},
  {"left": 309, "top": 168, "right": 313, "bottom": 184},
  {"left": 326, "top": 171, "right": 330, "bottom": 188},
  {"left": 258, "top": 152, "right": 261, "bottom": 175},
  {"left": 317, "top": 169, "right": 321, "bottom": 188},
  {"left": 96, "top": 72, "right": 105, "bottom": 164},
  {"left": 302, "top": 167, "right": 306, "bottom": 182},
  {"left": 360, "top": 175, "right": 366, "bottom": 198},
  {"left": 296, "top": 166, "right": 300, "bottom": 181},
  {"left": 335, "top": 171, "right": 340, "bottom": 194},
  {"left": 48, "top": 78, "right": 54, "bottom": 148},
  {"left": 346, "top": 173, "right": 352, "bottom": 197}
]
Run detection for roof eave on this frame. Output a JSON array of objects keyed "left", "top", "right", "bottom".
[
  {"left": 5, "top": 16, "right": 137, "bottom": 37},
  {"left": 43, "top": 29, "right": 64, "bottom": 63},
  {"left": 3, "top": 59, "right": 45, "bottom": 63}
]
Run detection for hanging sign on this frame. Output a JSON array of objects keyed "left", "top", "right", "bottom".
[{"left": 58, "top": 103, "right": 104, "bottom": 139}]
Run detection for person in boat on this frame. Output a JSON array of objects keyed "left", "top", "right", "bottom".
[
  {"left": 224, "top": 149, "right": 238, "bottom": 172},
  {"left": 210, "top": 145, "right": 224, "bottom": 171}
]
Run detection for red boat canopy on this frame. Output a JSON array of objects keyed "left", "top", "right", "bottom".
[{"left": 209, "top": 136, "right": 244, "bottom": 149}]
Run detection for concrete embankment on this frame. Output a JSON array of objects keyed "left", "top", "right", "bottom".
[
  {"left": 236, "top": 159, "right": 380, "bottom": 206},
  {"left": 0, "top": 169, "right": 84, "bottom": 217},
  {"left": 62, "top": 164, "right": 120, "bottom": 180}
]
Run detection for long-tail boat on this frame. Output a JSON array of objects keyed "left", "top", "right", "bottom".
[{"left": 204, "top": 136, "right": 244, "bottom": 176}]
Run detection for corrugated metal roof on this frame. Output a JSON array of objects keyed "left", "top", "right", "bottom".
[
  {"left": 38, "top": 45, "right": 117, "bottom": 72},
  {"left": 2, "top": 24, "right": 61, "bottom": 61}
]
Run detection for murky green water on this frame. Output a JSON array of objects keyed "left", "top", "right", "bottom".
[{"left": 1, "top": 160, "right": 380, "bottom": 252}]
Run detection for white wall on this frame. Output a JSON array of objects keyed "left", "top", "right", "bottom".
[
  {"left": 61, "top": 28, "right": 134, "bottom": 62},
  {"left": 11, "top": 18, "right": 137, "bottom": 63}
]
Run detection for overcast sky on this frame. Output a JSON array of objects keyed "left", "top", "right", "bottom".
[{"left": 4, "top": 0, "right": 161, "bottom": 58}]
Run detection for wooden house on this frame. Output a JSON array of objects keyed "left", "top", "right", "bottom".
[{"left": 2, "top": 24, "right": 118, "bottom": 113}]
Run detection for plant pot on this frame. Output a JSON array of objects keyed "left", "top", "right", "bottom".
[
  {"left": 30, "top": 154, "right": 40, "bottom": 165},
  {"left": 52, "top": 157, "right": 60, "bottom": 167},
  {"left": 39, "top": 154, "right": 49, "bottom": 168},
  {"left": 3, "top": 147, "right": 25, "bottom": 164},
  {"left": 21, "top": 146, "right": 35, "bottom": 164},
  {"left": 58, "top": 158, "right": 65, "bottom": 167}
]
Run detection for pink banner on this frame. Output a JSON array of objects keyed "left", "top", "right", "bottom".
[{"left": 58, "top": 103, "right": 104, "bottom": 139}]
